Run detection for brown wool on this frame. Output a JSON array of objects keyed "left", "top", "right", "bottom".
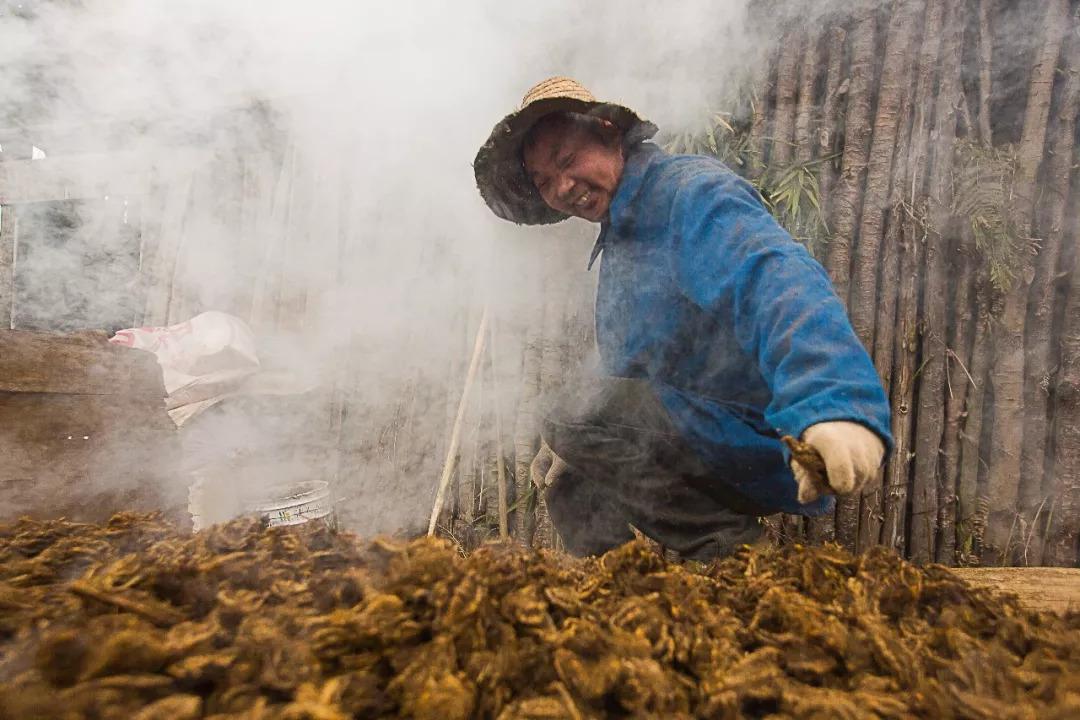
[{"left": 0, "top": 513, "right": 1077, "bottom": 718}]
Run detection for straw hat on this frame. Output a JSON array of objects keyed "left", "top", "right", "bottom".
[{"left": 473, "top": 77, "right": 658, "bottom": 225}]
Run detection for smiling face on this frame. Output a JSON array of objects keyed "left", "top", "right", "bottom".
[{"left": 522, "top": 113, "right": 625, "bottom": 223}]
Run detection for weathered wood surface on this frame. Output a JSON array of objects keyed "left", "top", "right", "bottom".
[
  {"left": 0, "top": 393, "right": 183, "bottom": 523},
  {"left": 950, "top": 567, "right": 1080, "bottom": 615},
  {"left": 0, "top": 150, "right": 207, "bottom": 205},
  {"left": 0, "top": 330, "right": 183, "bottom": 524},
  {"left": 0, "top": 329, "right": 164, "bottom": 396},
  {"left": 0, "top": 205, "right": 13, "bottom": 331}
]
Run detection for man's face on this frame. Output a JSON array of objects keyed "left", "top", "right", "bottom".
[{"left": 522, "top": 118, "right": 625, "bottom": 222}]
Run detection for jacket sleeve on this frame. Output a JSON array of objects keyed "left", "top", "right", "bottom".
[{"left": 668, "top": 163, "right": 893, "bottom": 452}]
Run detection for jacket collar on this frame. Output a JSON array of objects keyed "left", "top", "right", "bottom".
[
  {"left": 587, "top": 142, "right": 664, "bottom": 270},
  {"left": 608, "top": 141, "right": 663, "bottom": 226}
]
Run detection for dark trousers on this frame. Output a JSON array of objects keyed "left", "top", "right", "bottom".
[{"left": 540, "top": 377, "right": 766, "bottom": 562}]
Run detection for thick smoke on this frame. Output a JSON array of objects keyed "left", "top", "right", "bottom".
[{"left": 0, "top": 0, "right": 764, "bottom": 533}]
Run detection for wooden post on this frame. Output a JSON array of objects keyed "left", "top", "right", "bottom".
[
  {"left": 0, "top": 205, "right": 15, "bottom": 330},
  {"left": 490, "top": 313, "right": 510, "bottom": 539},
  {"left": 429, "top": 307, "right": 489, "bottom": 536}
]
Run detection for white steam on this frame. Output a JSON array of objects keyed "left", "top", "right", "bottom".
[{"left": 0, "top": 0, "right": 757, "bottom": 533}]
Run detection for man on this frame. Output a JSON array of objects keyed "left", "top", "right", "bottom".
[{"left": 473, "top": 77, "right": 891, "bottom": 560}]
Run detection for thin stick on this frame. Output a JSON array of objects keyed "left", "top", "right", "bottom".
[
  {"left": 489, "top": 313, "right": 509, "bottom": 539},
  {"left": 428, "top": 306, "right": 489, "bottom": 536},
  {"left": 69, "top": 581, "right": 185, "bottom": 627}
]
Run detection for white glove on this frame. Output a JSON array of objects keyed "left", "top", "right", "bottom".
[
  {"left": 791, "top": 421, "right": 885, "bottom": 504},
  {"left": 530, "top": 440, "right": 569, "bottom": 489}
]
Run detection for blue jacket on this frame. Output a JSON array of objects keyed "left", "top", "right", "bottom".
[{"left": 591, "top": 143, "right": 893, "bottom": 515}]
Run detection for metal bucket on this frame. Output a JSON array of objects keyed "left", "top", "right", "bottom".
[{"left": 248, "top": 480, "right": 332, "bottom": 527}]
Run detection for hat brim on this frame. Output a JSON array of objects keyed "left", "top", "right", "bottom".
[{"left": 473, "top": 97, "right": 658, "bottom": 225}]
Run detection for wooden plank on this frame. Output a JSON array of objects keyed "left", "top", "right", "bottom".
[
  {"left": 0, "top": 329, "right": 165, "bottom": 396},
  {"left": 140, "top": 173, "right": 194, "bottom": 326},
  {"left": 166, "top": 167, "right": 215, "bottom": 325},
  {"left": 232, "top": 153, "right": 274, "bottom": 322},
  {"left": 0, "top": 205, "right": 14, "bottom": 330},
  {"left": 249, "top": 143, "right": 295, "bottom": 332},
  {"left": 0, "top": 392, "right": 183, "bottom": 524},
  {"left": 0, "top": 150, "right": 205, "bottom": 204},
  {"left": 951, "top": 567, "right": 1080, "bottom": 615}
]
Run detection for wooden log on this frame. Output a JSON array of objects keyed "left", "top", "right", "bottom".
[
  {"left": 830, "top": 1, "right": 878, "bottom": 553},
  {"left": 957, "top": 281, "right": 995, "bottom": 562},
  {"left": 490, "top": 314, "right": 509, "bottom": 540},
  {"left": 793, "top": 30, "right": 820, "bottom": 165},
  {"left": 0, "top": 329, "right": 164, "bottom": 396},
  {"left": 976, "top": 0, "right": 994, "bottom": 147},
  {"left": 1020, "top": 32, "right": 1080, "bottom": 564},
  {"left": 0, "top": 330, "right": 182, "bottom": 524},
  {"left": 849, "top": 0, "right": 920, "bottom": 351},
  {"left": 141, "top": 173, "right": 194, "bottom": 326},
  {"left": 0, "top": 205, "right": 14, "bottom": 331},
  {"left": 850, "top": 0, "right": 921, "bottom": 552},
  {"left": 817, "top": 24, "right": 847, "bottom": 213},
  {"left": 429, "top": 308, "right": 488, "bottom": 537},
  {"left": 910, "top": 0, "right": 964, "bottom": 565},
  {"left": 769, "top": 28, "right": 802, "bottom": 167},
  {"left": 249, "top": 144, "right": 295, "bottom": 333},
  {"left": 939, "top": 233, "right": 977, "bottom": 565},
  {"left": 0, "top": 150, "right": 203, "bottom": 205},
  {"left": 950, "top": 567, "right": 1080, "bottom": 615},
  {"left": 984, "top": 0, "right": 1069, "bottom": 565},
  {"left": 533, "top": 245, "right": 572, "bottom": 550},
  {"left": 1045, "top": 142, "right": 1080, "bottom": 568},
  {"left": 824, "top": 0, "right": 877, "bottom": 312},
  {"left": 860, "top": 24, "right": 919, "bottom": 552},
  {"left": 513, "top": 308, "right": 544, "bottom": 545},
  {"left": 233, "top": 153, "right": 276, "bottom": 323},
  {"left": 747, "top": 50, "right": 775, "bottom": 179},
  {"left": 880, "top": 0, "right": 946, "bottom": 560}
]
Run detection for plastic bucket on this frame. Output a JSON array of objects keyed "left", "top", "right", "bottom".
[{"left": 248, "top": 480, "right": 332, "bottom": 527}]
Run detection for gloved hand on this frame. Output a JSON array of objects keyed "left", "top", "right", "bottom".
[
  {"left": 530, "top": 439, "right": 569, "bottom": 489},
  {"left": 791, "top": 421, "right": 885, "bottom": 504}
]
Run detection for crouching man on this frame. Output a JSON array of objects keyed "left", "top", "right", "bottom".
[{"left": 473, "top": 77, "right": 892, "bottom": 561}]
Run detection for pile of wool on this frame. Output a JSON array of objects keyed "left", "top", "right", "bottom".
[{"left": 0, "top": 512, "right": 1077, "bottom": 719}]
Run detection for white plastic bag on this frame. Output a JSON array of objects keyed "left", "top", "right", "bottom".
[{"left": 110, "top": 311, "right": 260, "bottom": 424}]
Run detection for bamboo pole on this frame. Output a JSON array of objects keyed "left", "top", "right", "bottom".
[
  {"left": 848, "top": 0, "right": 921, "bottom": 552},
  {"left": 984, "top": 0, "right": 1069, "bottom": 565},
  {"left": 976, "top": 0, "right": 994, "bottom": 148},
  {"left": 770, "top": 28, "right": 802, "bottom": 167},
  {"left": 817, "top": 24, "right": 847, "bottom": 213},
  {"left": 793, "top": 30, "right": 819, "bottom": 165},
  {"left": 849, "top": 0, "right": 920, "bottom": 350},
  {"left": 830, "top": 0, "right": 878, "bottom": 551},
  {"left": 428, "top": 307, "right": 489, "bottom": 536},
  {"left": 747, "top": 60, "right": 773, "bottom": 178},
  {"left": 490, "top": 313, "right": 509, "bottom": 539},
  {"left": 806, "top": 26, "right": 841, "bottom": 550},
  {"left": 1020, "top": 32, "right": 1080, "bottom": 563},
  {"left": 860, "top": 48, "right": 918, "bottom": 552},
  {"left": 0, "top": 205, "right": 16, "bottom": 331},
  {"left": 957, "top": 281, "right": 995, "bottom": 562},
  {"left": 1046, "top": 172, "right": 1080, "bottom": 567},
  {"left": 939, "top": 232, "right": 977, "bottom": 564},
  {"left": 513, "top": 314, "right": 544, "bottom": 544},
  {"left": 881, "top": 0, "right": 946, "bottom": 557},
  {"left": 825, "top": 0, "right": 877, "bottom": 313},
  {"left": 910, "top": 0, "right": 964, "bottom": 565}
]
